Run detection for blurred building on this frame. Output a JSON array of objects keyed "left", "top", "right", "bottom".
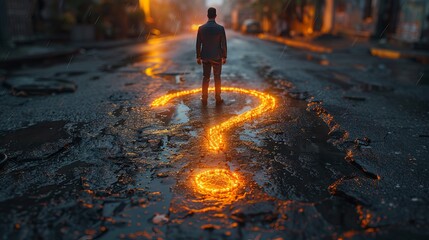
[
  {"left": 395, "top": 0, "right": 429, "bottom": 44},
  {"left": 229, "top": 0, "right": 255, "bottom": 31},
  {"left": 149, "top": 0, "right": 206, "bottom": 33},
  {"left": 226, "top": 0, "right": 429, "bottom": 47},
  {"left": 332, "top": 0, "right": 377, "bottom": 38},
  {"left": 0, "top": 0, "right": 148, "bottom": 46},
  {"left": 0, "top": 0, "right": 37, "bottom": 45},
  {"left": 334, "top": 0, "right": 429, "bottom": 46},
  {"left": 0, "top": 0, "right": 209, "bottom": 46}
]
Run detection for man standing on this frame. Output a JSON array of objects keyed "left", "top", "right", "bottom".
[{"left": 196, "top": 7, "right": 227, "bottom": 106}]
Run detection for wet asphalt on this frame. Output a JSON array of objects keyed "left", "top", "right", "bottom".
[{"left": 0, "top": 31, "right": 428, "bottom": 239}]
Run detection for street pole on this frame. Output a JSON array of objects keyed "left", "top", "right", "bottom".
[{"left": 322, "top": 0, "right": 334, "bottom": 33}]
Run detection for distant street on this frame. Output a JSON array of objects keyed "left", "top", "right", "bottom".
[{"left": 0, "top": 31, "right": 428, "bottom": 239}]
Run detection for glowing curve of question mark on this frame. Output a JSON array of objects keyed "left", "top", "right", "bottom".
[{"left": 151, "top": 87, "right": 276, "bottom": 151}]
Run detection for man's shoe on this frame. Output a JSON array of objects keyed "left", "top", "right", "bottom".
[
  {"left": 215, "top": 99, "right": 224, "bottom": 106},
  {"left": 201, "top": 99, "right": 208, "bottom": 106}
]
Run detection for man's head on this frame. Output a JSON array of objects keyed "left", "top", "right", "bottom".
[{"left": 207, "top": 7, "right": 217, "bottom": 19}]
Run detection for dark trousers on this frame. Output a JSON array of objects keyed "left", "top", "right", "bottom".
[{"left": 202, "top": 60, "right": 222, "bottom": 101}]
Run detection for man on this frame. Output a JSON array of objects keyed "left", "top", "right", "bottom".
[{"left": 196, "top": 7, "right": 227, "bottom": 106}]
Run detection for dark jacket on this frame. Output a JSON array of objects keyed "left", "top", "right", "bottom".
[{"left": 196, "top": 20, "right": 227, "bottom": 61}]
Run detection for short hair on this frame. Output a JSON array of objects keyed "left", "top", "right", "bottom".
[{"left": 208, "top": 7, "right": 217, "bottom": 18}]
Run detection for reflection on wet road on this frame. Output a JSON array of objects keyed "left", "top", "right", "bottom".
[{"left": 151, "top": 87, "right": 276, "bottom": 151}]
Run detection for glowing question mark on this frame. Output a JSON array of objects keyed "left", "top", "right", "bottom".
[
  {"left": 151, "top": 87, "right": 276, "bottom": 151},
  {"left": 151, "top": 87, "right": 276, "bottom": 196}
]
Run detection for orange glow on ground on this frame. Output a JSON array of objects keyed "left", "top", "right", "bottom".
[
  {"left": 151, "top": 87, "right": 276, "bottom": 151},
  {"left": 195, "top": 169, "right": 240, "bottom": 195},
  {"left": 144, "top": 57, "right": 166, "bottom": 77}
]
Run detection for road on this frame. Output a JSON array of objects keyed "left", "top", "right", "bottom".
[{"left": 0, "top": 31, "right": 428, "bottom": 239}]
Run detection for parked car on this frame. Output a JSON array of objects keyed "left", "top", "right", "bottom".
[{"left": 241, "top": 19, "right": 262, "bottom": 34}]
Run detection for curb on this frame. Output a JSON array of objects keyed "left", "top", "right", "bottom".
[
  {"left": 0, "top": 49, "right": 79, "bottom": 69},
  {"left": 75, "top": 39, "right": 147, "bottom": 50},
  {"left": 258, "top": 34, "right": 333, "bottom": 53},
  {"left": 370, "top": 48, "right": 401, "bottom": 59},
  {"left": 371, "top": 47, "right": 429, "bottom": 64},
  {"left": 0, "top": 37, "right": 153, "bottom": 69}
]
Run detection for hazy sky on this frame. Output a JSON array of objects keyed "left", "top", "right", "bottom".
[{"left": 206, "top": 0, "right": 223, "bottom": 6}]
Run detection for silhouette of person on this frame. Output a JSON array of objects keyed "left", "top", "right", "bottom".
[{"left": 196, "top": 7, "right": 227, "bottom": 106}]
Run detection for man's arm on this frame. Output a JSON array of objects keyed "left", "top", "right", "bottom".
[
  {"left": 196, "top": 27, "right": 202, "bottom": 64},
  {"left": 221, "top": 27, "right": 227, "bottom": 64}
]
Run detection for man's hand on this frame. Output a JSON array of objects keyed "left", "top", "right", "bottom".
[
  {"left": 197, "top": 58, "right": 202, "bottom": 65},
  {"left": 222, "top": 58, "right": 226, "bottom": 65}
]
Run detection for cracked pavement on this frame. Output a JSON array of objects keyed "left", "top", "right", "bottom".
[{"left": 0, "top": 32, "right": 428, "bottom": 239}]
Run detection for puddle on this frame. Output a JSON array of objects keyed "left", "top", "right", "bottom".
[
  {"left": 232, "top": 96, "right": 255, "bottom": 115},
  {"left": 234, "top": 105, "right": 252, "bottom": 115},
  {"left": 171, "top": 101, "right": 191, "bottom": 124},
  {"left": 239, "top": 128, "right": 263, "bottom": 146},
  {"left": 156, "top": 72, "right": 190, "bottom": 82}
]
